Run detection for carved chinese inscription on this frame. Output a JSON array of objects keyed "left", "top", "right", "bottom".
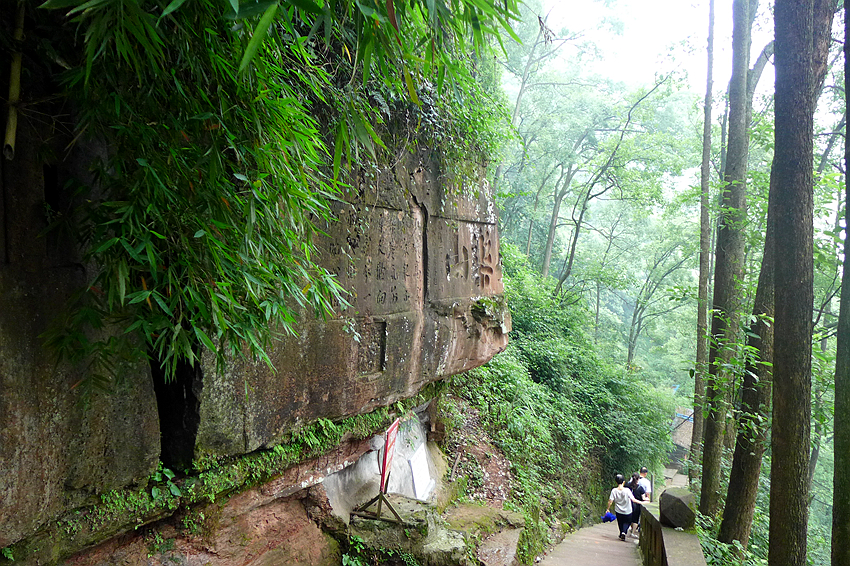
[
  {"left": 442, "top": 223, "right": 497, "bottom": 295},
  {"left": 479, "top": 228, "right": 496, "bottom": 293}
]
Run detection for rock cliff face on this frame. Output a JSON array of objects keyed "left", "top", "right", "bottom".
[
  {"left": 0, "top": 115, "right": 162, "bottom": 551},
  {"left": 188, "top": 150, "right": 510, "bottom": 463},
  {"left": 0, "top": 113, "right": 508, "bottom": 559}
]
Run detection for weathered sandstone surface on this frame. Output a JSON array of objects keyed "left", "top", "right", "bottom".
[{"left": 1, "top": 117, "right": 508, "bottom": 563}]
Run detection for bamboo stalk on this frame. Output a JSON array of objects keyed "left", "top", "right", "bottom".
[{"left": 4, "top": 2, "right": 25, "bottom": 161}]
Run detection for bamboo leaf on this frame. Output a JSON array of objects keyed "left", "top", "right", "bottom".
[
  {"left": 352, "top": 116, "right": 375, "bottom": 159},
  {"left": 362, "top": 39, "right": 374, "bottom": 85},
  {"left": 117, "top": 260, "right": 128, "bottom": 305},
  {"left": 283, "top": 0, "right": 322, "bottom": 15},
  {"left": 323, "top": 2, "right": 332, "bottom": 42},
  {"left": 152, "top": 292, "right": 174, "bottom": 316},
  {"left": 127, "top": 291, "right": 152, "bottom": 305},
  {"left": 39, "top": 0, "right": 84, "bottom": 8},
  {"left": 66, "top": 0, "right": 111, "bottom": 15},
  {"left": 332, "top": 121, "right": 345, "bottom": 180},
  {"left": 360, "top": 116, "right": 387, "bottom": 151},
  {"left": 238, "top": 2, "right": 279, "bottom": 73},
  {"left": 226, "top": 0, "right": 277, "bottom": 19},
  {"left": 402, "top": 65, "right": 420, "bottom": 105},
  {"left": 386, "top": 0, "right": 399, "bottom": 33},
  {"left": 194, "top": 326, "right": 217, "bottom": 351},
  {"left": 94, "top": 237, "right": 119, "bottom": 253},
  {"left": 160, "top": 0, "right": 189, "bottom": 19}
]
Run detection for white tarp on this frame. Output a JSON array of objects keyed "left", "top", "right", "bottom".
[{"left": 409, "top": 442, "right": 434, "bottom": 500}]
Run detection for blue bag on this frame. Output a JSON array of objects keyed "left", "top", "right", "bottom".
[{"left": 602, "top": 511, "right": 616, "bottom": 523}]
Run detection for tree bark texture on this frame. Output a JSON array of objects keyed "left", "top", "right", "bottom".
[
  {"left": 832, "top": 3, "right": 850, "bottom": 563},
  {"left": 700, "top": 0, "right": 750, "bottom": 519},
  {"left": 812, "top": 0, "right": 839, "bottom": 98},
  {"left": 721, "top": 0, "right": 834, "bottom": 546},
  {"left": 718, "top": 176, "right": 774, "bottom": 545},
  {"left": 770, "top": 1, "right": 814, "bottom": 564},
  {"left": 690, "top": 0, "right": 714, "bottom": 485}
]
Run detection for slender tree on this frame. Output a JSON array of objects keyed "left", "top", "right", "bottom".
[
  {"left": 625, "top": 241, "right": 693, "bottom": 368},
  {"left": 552, "top": 80, "right": 667, "bottom": 295},
  {"left": 494, "top": 6, "right": 571, "bottom": 193},
  {"left": 690, "top": 0, "right": 715, "bottom": 484},
  {"left": 700, "top": 0, "right": 751, "bottom": 518},
  {"left": 832, "top": 2, "right": 850, "bottom": 561},
  {"left": 720, "top": 0, "right": 835, "bottom": 546},
  {"left": 770, "top": 0, "right": 814, "bottom": 563},
  {"left": 718, "top": 168, "right": 775, "bottom": 546}
]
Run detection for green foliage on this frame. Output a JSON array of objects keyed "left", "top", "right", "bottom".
[
  {"left": 449, "top": 243, "right": 675, "bottom": 563},
  {"left": 514, "top": 499, "right": 547, "bottom": 563},
  {"left": 37, "top": 0, "right": 518, "bottom": 390},
  {"left": 697, "top": 514, "right": 767, "bottom": 566},
  {"left": 150, "top": 462, "right": 182, "bottom": 500},
  {"left": 341, "top": 535, "right": 421, "bottom": 566},
  {"left": 42, "top": 0, "right": 349, "bottom": 389},
  {"left": 145, "top": 531, "right": 175, "bottom": 558}
]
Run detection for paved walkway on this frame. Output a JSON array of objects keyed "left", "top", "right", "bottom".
[
  {"left": 663, "top": 467, "right": 688, "bottom": 489},
  {"left": 538, "top": 522, "right": 641, "bottom": 566},
  {"left": 538, "top": 468, "right": 690, "bottom": 565}
]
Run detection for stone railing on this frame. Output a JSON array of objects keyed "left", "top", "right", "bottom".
[{"left": 639, "top": 501, "right": 707, "bottom": 566}]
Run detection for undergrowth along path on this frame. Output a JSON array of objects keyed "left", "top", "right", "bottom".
[{"left": 538, "top": 522, "right": 642, "bottom": 566}]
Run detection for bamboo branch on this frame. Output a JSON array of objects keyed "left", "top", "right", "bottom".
[{"left": 4, "top": 2, "right": 25, "bottom": 161}]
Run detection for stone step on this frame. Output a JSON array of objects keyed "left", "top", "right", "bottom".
[{"left": 538, "top": 522, "right": 641, "bottom": 566}]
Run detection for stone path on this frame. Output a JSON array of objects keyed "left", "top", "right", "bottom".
[
  {"left": 664, "top": 467, "right": 688, "bottom": 489},
  {"left": 538, "top": 468, "right": 691, "bottom": 566},
  {"left": 537, "top": 522, "right": 641, "bottom": 566}
]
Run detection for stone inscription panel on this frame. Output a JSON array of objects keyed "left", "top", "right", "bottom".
[
  {"left": 323, "top": 203, "right": 423, "bottom": 317},
  {"left": 427, "top": 219, "right": 503, "bottom": 300}
]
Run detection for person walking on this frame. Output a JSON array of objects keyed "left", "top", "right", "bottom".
[
  {"left": 625, "top": 472, "right": 647, "bottom": 537},
  {"left": 606, "top": 473, "right": 647, "bottom": 541},
  {"left": 638, "top": 466, "right": 652, "bottom": 501}
]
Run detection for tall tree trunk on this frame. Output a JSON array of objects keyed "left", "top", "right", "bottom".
[
  {"left": 718, "top": 175, "right": 774, "bottom": 545},
  {"left": 526, "top": 168, "right": 557, "bottom": 257},
  {"left": 719, "top": 101, "right": 728, "bottom": 178},
  {"left": 699, "top": 0, "right": 751, "bottom": 518},
  {"left": 720, "top": 38, "right": 777, "bottom": 456},
  {"left": 540, "top": 167, "right": 569, "bottom": 277},
  {"left": 540, "top": 192, "right": 562, "bottom": 278},
  {"left": 690, "top": 0, "right": 714, "bottom": 484},
  {"left": 595, "top": 280, "right": 601, "bottom": 344},
  {"left": 832, "top": 3, "right": 850, "bottom": 562},
  {"left": 552, "top": 191, "right": 588, "bottom": 292},
  {"left": 721, "top": 0, "right": 834, "bottom": 545},
  {"left": 627, "top": 306, "right": 641, "bottom": 368},
  {"left": 770, "top": 0, "right": 814, "bottom": 564}
]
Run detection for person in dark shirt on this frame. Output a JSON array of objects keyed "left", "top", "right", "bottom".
[{"left": 625, "top": 472, "right": 647, "bottom": 538}]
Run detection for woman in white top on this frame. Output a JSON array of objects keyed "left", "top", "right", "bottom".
[{"left": 605, "top": 473, "right": 648, "bottom": 541}]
